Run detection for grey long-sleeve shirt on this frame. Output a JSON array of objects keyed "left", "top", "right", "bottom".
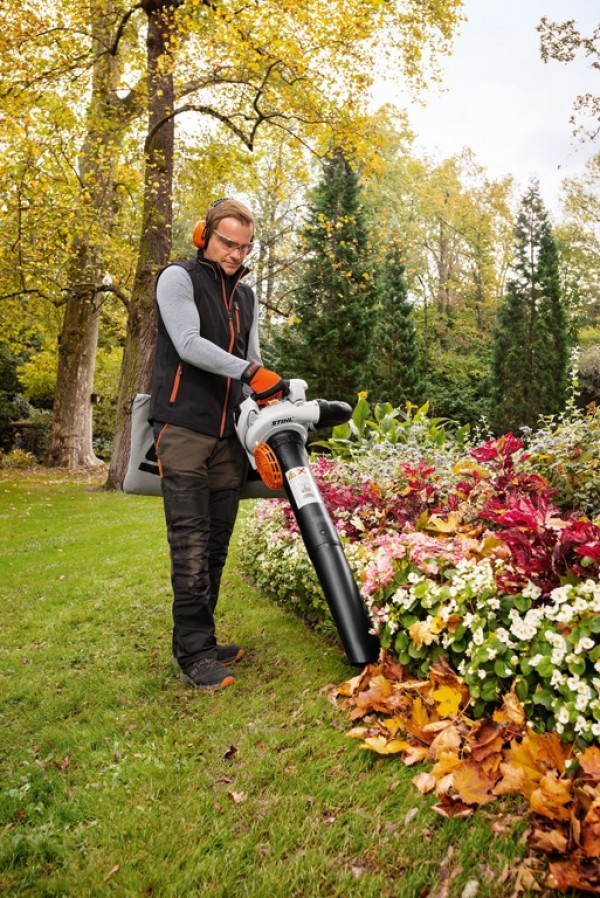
[{"left": 156, "top": 264, "right": 262, "bottom": 379}]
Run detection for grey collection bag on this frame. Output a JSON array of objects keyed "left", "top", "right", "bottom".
[{"left": 122, "top": 393, "right": 285, "bottom": 500}]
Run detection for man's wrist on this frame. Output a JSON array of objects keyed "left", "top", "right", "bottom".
[{"left": 242, "top": 361, "right": 261, "bottom": 384}]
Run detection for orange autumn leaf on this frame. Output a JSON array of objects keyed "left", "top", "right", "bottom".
[
  {"left": 499, "top": 732, "right": 547, "bottom": 798},
  {"left": 530, "top": 772, "right": 573, "bottom": 822},
  {"left": 470, "top": 720, "right": 505, "bottom": 763},
  {"left": 427, "top": 724, "right": 462, "bottom": 761},
  {"left": 431, "top": 751, "right": 463, "bottom": 779},
  {"left": 493, "top": 759, "right": 529, "bottom": 798},
  {"left": 580, "top": 747, "right": 600, "bottom": 784},
  {"left": 431, "top": 794, "right": 474, "bottom": 818},
  {"left": 492, "top": 689, "right": 526, "bottom": 731},
  {"left": 452, "top": 760, "right": 497, "bottom": 806},
  {"left": 547, "top": 858, "right": 600, "bottom": 893},
  {"left": 582, "top": 799, "right": 600, "bottom": 859},
  {"left": 350, "top": 674, "right": 394, "bottom": 719},
  {"left": 428, "top": 658, "right": 468, "bottom": 691},
  {"left": 535, "top": 731, "right": 573, "bottom": 776},
  {"left": 529, "top": 823, "right": 569, "bottom": 854}
]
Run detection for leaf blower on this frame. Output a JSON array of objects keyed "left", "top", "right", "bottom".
[{"left": 235, "top": 379, "right": 380, "bottom": 667}]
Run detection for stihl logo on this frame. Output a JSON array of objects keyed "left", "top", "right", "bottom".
[{"left": 272, "top": 417, "right": 293, "bottom": 426}]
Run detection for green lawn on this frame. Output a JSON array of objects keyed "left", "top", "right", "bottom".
[{"left": 0, "top": 470, "right": 561, "bottom": 897}]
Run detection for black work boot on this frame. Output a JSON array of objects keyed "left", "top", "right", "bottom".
[{"left": 179, "top": 658, "right": 235, "bottom": 690}]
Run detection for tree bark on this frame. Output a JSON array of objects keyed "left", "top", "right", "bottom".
[
  {"left": 106, "top": 0, "right": 176, "bottom": 489},
  {"left": 47, "top": 244, "right": 103, "bottom": 468},
  {"left": 47, "top": 1, "right": 123, "bottom": 468}
]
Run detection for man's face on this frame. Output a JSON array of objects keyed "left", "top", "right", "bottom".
[{"left": 204, "top": 216, "right": 254, "bottom": 275}]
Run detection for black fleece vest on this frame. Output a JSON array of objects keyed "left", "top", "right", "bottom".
[{"left": 150, "top": 257, "right": 255, "bottom": 438}]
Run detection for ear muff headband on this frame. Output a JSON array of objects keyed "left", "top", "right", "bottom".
[{"left": 192, "top": 198, "right": 230, "bottom": 249}]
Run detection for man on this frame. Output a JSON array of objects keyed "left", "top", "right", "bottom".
[{"left": 150, "top": 198, "right": 288, "bottom": 690}]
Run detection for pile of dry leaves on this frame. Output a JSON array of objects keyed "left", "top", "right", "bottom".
[{"left": 333, "top": 653, "right": 600, "bottom": 894}]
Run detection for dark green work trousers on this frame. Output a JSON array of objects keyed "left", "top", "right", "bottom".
[{"left": 153, "top": 423, "right": 247, "bottom": 668}]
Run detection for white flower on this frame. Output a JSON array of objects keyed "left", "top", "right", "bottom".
[
  {"left": 522, "top": 581, "right": 542, "bottom": 600},
  {"left": 574, "top": 715, "right": 589, "bottom": 734},
  {"left": 575, "top": 636, "right": 595, "bottom": 654},
  {"left": 549, "top": 585, "right": 571, "bottom": 605},
  {"left": 575, "top": 694, "right": 589, "bottom": 712}
]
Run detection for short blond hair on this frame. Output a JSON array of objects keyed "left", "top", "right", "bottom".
[{"left": 206, "top": 198, "right": 254, "bottom": 239}]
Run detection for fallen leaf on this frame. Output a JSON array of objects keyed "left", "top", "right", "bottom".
[
  {"left": 470, "top": 721, "right": 504, "bottom": 763},
  {"left": 404, "top": 807, "right": 419, "bottom": 826},
  {"left": 453, "top": 761, "right": 496, "bottom": 806},
  {"left": 582, "top": 799, "right": 600, "bottom": 858},
  {"left": 433, "top": 685, "right": 463, "bottom": 719},
  {"left": 409, "top": 619, "right": 441, "bottom": 650},
  {"left": 103, "top": 864, "right": 120, "bottom": 882},
  {"left": 529, "top": 823, "right": 569, "bottom": 854},
  {"left": 461, "top": 880, "right": 480, "bottom": 898},
  {"left": 228, "top": 791, "right": 246, "bottom": 804},
  {"left": 431, "top": 751, "right": 463, "bottom": 779},
  {"left": 427, "top": 725, "right": 462, "bottom": 761},
  {"left": 547, "top": 858, "right": 600, "bottom": 893},
  {"left": 350, "top": 674, "right": 394, "bottom": 719},
  {"left": 435, "top": 773, "right": 455, "bottom": 796},
  {"left": 492, "top": 689, "right": 526, "bottom": 731},
  {"left": 530, "top": 773, "right": 573, "bottom": 822},
  {"left": 431, "top": 795, "right": 474, "bottom": 818},
  {"left": 402, "top": 745, "right": 429, "bottom": 766},
  {"left": 413, "top": 772, "right": 436, "bottom": 794},
  {"left": 362, "top": 735, "right": 412, "bottom": 755},
  {"left": 580, "top": 747, "right": 600, "bottom": 783}
]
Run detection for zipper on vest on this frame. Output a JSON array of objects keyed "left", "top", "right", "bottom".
[
  {"left": 218, "top": 273, "right": 244, "bottom": 437},
  {"left": 169, "top": 364, "right": 182, "bottom": 404}
]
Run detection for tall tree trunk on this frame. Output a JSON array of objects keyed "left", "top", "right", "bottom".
[
  {"left": 47, "top": 1, "right": 122, "bottom": 468},
  {"left": 48, "top": 246, "right": 103, "bottom": 467},
  {"left": 106, "top": 0, "right": 177, "bottom": 489}
]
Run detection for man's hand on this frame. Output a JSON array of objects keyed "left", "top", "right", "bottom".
[{"left": 242, "top": 362, "right": 289, "bottom": 406}]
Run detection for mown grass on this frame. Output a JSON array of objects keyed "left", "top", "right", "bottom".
[{"left": 0, "top": 469, "right": 564, "bottom": 897}]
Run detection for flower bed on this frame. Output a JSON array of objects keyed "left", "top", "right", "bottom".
[{"left": 238, "top": 400, "right": 600, "bottom": 745}]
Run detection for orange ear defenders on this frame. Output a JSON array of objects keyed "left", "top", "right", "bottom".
[{"left": 192, "top": 198, "right": 229, "bottom": 249}]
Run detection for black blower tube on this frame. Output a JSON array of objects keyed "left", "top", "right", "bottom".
[{"left": 267, "top": 430, "right": 380, "bottom": 667}]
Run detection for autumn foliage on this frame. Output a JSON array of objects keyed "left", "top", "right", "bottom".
[
  {"left": 335, "top": 654, "right": 600, "bottom": 893},
  {"left": 240, "top": 399, "right": 600, "bottom": 891}
]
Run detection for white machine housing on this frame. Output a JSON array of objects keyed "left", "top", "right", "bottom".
[{"left": 235, "top": 378, "right": 322, "bottom": 469}]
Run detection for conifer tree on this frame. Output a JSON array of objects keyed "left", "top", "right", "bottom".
[
  {"left": 275, "top": 151, "right": 378, "bottom": 405},
  {"left": 490, "top": 182, "right": 569, "bottom": 434},
  {"left": 371, "top": 236, "right": 422, "bottom": 406}
]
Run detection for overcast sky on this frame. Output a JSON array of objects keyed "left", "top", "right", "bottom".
[{"left": 374, "top": 0, "right": 599, "bottom": 215}]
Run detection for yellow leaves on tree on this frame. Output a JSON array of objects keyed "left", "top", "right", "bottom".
[{"left": 335, "top": 652, "right": 600, "bottom": 894}]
